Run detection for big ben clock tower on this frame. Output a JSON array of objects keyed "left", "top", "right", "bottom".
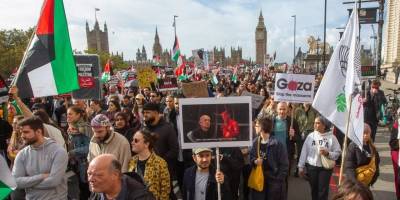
[{"left": 255, "top": 11, "right": 267, "bottom": 65}]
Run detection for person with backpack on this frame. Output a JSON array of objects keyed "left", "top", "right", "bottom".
[{"left": 88, "top": 154, "right": 155, "bottom": 200}]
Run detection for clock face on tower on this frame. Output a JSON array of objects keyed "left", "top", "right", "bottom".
[{"left": 256, "top": 32, "right": 263, "bottom": 40}]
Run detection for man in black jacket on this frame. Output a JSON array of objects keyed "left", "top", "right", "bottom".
[
  {"left": 182, "top": 148, "right": 232, "bottom": 200},
  {"left": 363, "top": 80, "right": 386, "bottom": 142},
  {"left": 88, "top": 154, "right": 154, "bottom": 200},
  {"left": 142, "top": 102, "right": 178, "bottom": 172}
]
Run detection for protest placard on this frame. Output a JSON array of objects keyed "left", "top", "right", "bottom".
[
  {"left": 181, "top": 81, "right": 209, "bottom": 98},
  {"left": 72, "top": 55, "right": 102, "bottom": 100},
  {"left": 136, "top": 66, "right": 157, "bottom": 88},
  {"left": 241, "top": 91, "right": 265, "bottom": 109},
  {"left": 274, "top": 73, "right": 315, "bottom": 103},
  {"left": 178, "top": 96, "right": 252, "bottom": 149},
  {"left": 158, "top": 76, "right": 178, "bottom": 91}
]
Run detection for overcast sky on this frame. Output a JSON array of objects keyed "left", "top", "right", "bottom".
[{"left": 0, "top": 0, "right": 380, "bottom": 63}]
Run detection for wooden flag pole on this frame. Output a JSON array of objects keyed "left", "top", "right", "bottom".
[
  {"left": 216, "top": 147, "right": 222, "bottom": 200},
  {"left": 339, "top": 96, "right": 354, "bottom": 185}
]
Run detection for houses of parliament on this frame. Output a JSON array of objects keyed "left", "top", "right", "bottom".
[{"left": 86, "top": 11, "right": 268, "bottom": 67}]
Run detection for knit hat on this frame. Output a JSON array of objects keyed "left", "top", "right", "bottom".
[
  {"left": 91, "top": 114, "right": 111, "bottom": 127},
  {"left": 143, "top": 103, "right": 160, "bottom": 112}
]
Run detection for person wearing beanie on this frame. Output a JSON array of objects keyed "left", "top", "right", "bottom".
[{"left": 87, "top": 114, "right": 131, "bottom": 173}]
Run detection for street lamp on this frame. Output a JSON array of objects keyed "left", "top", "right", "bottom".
[{"left": 292, "top": 15, "right": 296, "bottom": 66}]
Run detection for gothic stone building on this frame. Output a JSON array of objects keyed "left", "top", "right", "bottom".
[{"left": 86, "top": 20, "right": 109, "bottom": 53}]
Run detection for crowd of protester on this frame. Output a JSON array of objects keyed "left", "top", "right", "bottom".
[{"left": 0, "top": 67, "right": 394, "bottom": 200}]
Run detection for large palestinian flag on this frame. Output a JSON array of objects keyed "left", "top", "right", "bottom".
[{"left": 14, "top": 0, "right": 79, "bottom": 98}]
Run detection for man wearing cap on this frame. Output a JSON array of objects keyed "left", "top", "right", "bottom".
[
  {"left": 87, "top": 114, "right": 131, "bottom": 172},
  {"left": 182, "top": 148, "right": 232, "bottom": 200}
]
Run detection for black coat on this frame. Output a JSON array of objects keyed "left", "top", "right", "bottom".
[
  {"left": 182, "top": 165, "right": 232, "bottom": 200},
  {"left": 89, "top": 175, "right": 155, "bottom": 200},
  {"left": 145, "top": 118, "right": 178, "bottom": 171},
  {"left": 344, "top": 142, "right": 380, "bottom": 186},
  {"left": 0, "top": 118, "right": 12, "bottom": 151},
  {"left": 363, "top": 90, "right": 387, "bottom": 125},
  {"left": 250, "top": 136, "right": 289, "bottom": 181}
]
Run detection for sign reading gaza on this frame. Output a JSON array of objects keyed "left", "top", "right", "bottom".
[
  {"left": 274, "top": 73, "right": 315, "bottom": 103},
  {"left": 178, "top": 96, "right": 252, "bottom": 149}
]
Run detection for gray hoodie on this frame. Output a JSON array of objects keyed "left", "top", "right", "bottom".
[
  {"left": 298, "top": 131, "right": 342, "bottom": 169},
  {"left": 12, "top": 138, "right": 68, "bottom": 200}
]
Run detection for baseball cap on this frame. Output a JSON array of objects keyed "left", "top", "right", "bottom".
[
  {"left": 91, "top": 114, "right": 111, "bottom": 127},
  {"left": 192, "top": 148, "right": 213, "bottom": 155}
]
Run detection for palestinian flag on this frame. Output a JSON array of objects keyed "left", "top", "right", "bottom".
[
  {"left": 172, "top": 35, "right": 181, "bottom": 62},
  {"left": 101, "top": 59, "right": 111, "bottom": 83},
  {"left": 14, "top": 0, "right": 79, "bottom": 98},
  {"left": 0, "top": 156, "right": 17, "bottom": 199}
]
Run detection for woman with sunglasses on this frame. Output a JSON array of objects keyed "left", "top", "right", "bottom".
[
  {"left": 257, "top": 96, "right": 277, "bottom": 120},
  {"left": 128, "top": 129, "right": 171, "bottom": 200}
]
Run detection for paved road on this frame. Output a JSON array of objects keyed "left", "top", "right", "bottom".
[{"left": 287, "top": 80, "right": 398, "bottom": 200}]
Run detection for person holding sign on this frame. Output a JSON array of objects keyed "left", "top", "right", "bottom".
[
  {"left": 182, "top": 148, "right": 232, "bottom": 200},
  {"left": 272, "top": 102, "right": 301, "bottom": 175},
  {"left": 250, "top": 118, "right": 289, "bottom": 200}
]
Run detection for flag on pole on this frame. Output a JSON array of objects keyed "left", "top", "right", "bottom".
[
  {"left": 0, "top": 156, "right": 17, "bottom": 199},
  {"left": 13, "top": 0, "right": 79, "bottom": 98},
  {"left": 312, "top": 5, "right": 363, "bottom": 149},
  {"left": 172, "top": 35, "right": 181, "bottom": 62},
  {"left": 101, "top": 59, "right": 111, "bottom": 83}
]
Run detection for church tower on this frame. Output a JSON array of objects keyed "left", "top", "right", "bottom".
[
  {"left": 153, "top": 27, "right": 162, "bottom": 59},
  {"left": 255, "top": 11, "right": 267, "bottom": 65},
  {"left": 86, "top": 19, "right": 109, "bottom": 53}
]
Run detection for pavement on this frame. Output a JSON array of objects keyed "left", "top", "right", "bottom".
[{"left": 287, "top": 79, "right": 398, "bottom": 200}]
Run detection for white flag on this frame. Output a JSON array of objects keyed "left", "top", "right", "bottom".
[{"left": 312, "top": 5, "right": 363, "bottom": 149}]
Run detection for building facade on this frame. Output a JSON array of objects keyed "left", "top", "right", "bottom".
[
  {"left": 383, "top": 0, "right": 400, "bottom": 82},
  {"left": 86, "top": 20, "right": 109, "bottom": 53}
]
